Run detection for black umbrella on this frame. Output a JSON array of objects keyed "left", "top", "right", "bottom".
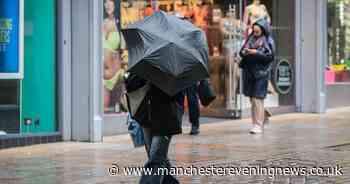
[{"left": 122, "top": 11, "right": 210, "bottom": 96}]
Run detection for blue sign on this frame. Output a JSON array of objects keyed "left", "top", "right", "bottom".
[{"left": 0, "top": 0, "right": 19, "bottom": 73}]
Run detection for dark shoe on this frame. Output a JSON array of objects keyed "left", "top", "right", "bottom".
[
  {"left": 190, "top": 125, "right": 200, "bottom": 135},
  {"left": 162, "top": 174, "right": 180, "bottom": 184}
]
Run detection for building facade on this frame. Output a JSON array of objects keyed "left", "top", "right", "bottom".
[{"left": 0, "top": 0, "right": 349, "bottom": 147}]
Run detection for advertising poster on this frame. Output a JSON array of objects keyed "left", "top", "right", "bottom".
[
  {"left": 0, "top": 0, "right": 20, "bottom": 74},
  {"left": 103, "top": 0, "right": 128, "bottom": 114},
  {"left": 102, "top": 0, "right": 151, "bottom": 114}
]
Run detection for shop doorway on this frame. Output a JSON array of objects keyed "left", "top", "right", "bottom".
[{"left": 198, "top": 0, "right": 297, "bottom": 118}]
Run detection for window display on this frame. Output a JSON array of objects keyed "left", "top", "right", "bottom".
[
  {"left": 243, "top": 0, "right": 270, "bottom": 37},
  {"left": 120, "top": 0, "right": 145, "bottom": 28},
  {"left": 115, "top": 0, "right": 296, "bottom": 117},
  {"left": 327, "top": 0, "right": 350, "bottom": 84}
]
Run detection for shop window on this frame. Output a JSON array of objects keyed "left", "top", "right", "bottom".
[
  {"left": 326, "top": 0, "right": 350, "bottom": 84},
  {"left": 112, "top": 0, "right": 296, "bottom": 117},
  {"left": 116, "top": 0, "right": 247, "bottom": 112}
]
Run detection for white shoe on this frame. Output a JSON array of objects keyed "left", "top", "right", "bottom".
[{"left": 249, "top": 125, "right": 263, "bottom": 134}]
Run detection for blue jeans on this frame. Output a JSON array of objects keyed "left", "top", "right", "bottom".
[{"left": 140, "top": 127, "right": 179, "bottom": 184}]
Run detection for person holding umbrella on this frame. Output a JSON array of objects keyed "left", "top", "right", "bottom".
[
  {"left": 123, "top": 11, "right": 211, "bottom": 183},
  {"left": 239, "top": 18, "right": 275, "bottom": 134},
  {"left": 125, "top": 74, "right": 185, "bottom": 183}
]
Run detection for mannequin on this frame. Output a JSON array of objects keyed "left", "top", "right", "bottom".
[
  {"left": 220, "top": 9, "right": 243, "bottom": 105},
  {"left": 220, "top": 10, "right": 243, "bottom": 53},
  {"left": 243, "top": 0, "right": 270, "bottom": 35}
]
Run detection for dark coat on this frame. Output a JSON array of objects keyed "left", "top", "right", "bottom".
[
  {"left": 131, "top": 83, "right": 185, "bottom": 136},
  {"left": 239, "top": 19, "right": 275, "bottom": 99}
]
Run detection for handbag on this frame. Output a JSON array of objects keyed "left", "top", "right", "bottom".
[
  {"left": 197, "top": 79, "right": 216, "bottom": 107},
  {"left": 127, "top": 114, "right": 145, "bottom": 148},
  {"left": 125, "top": 84, "right": 150, "bottom": 117}
]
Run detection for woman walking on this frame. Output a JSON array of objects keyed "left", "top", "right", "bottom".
[{"left": 239, "top": 18, "right": 275, "bottom": 134}]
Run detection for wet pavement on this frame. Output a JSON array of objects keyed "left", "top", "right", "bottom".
[{"left": 1, "top": 107, "right": 350, "bottom": 184}]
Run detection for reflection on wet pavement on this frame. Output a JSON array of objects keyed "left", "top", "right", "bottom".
[{"left": 0, "top": 107, "right": 350, "bottom": 183}]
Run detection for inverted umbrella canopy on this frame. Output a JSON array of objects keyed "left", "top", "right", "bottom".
[{"left": 122, "top": 11, "right": 210, "bottom": 96}]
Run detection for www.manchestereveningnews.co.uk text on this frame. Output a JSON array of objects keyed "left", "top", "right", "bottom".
[{"left": 108, "top": 164, "right": 343, "bottom": 178}]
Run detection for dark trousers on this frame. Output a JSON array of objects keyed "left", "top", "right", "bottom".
[
  {"left": 185, "top": 85, "right": 200, "bottom": 127},
  {"left": 139, "top": 128, "right": 179, "bottom": 184}
]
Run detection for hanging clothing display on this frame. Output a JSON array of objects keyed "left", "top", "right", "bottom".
[{"left": 243, "top": 1, "right": 271, "bottom": 37}]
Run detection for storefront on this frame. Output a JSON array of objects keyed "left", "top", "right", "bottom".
[
  {"left": 100, "top": 0, "right": 349, "bottom": 132},
  {"left": 325, "top": 0, "right": 350, "bottom": 108},
  {"left": 2, "top": 0, "right": 349, "bottom": 148},
  {"left": 0, "top": 0, "right": 59, "bottom": 147},
  {"left": 57, "top": 0, "right": 300, "bottom": 141}
]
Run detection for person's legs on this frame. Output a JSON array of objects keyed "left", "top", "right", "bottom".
[
  {"left": 151, "top": 136, "right": 179, "bottom": 183},
  {"left": 140, "top": 134, "right": 179, "bottom": 184},
  {"left": 250, "top": 98, "right": 264, "bottom": 134},
  {"left": 142, "top": 127, "right": 153, "bottom": 158},
  {"left": 250, "top": 97, "right": 257, "bottom": 125},
  {"left": 186, "top": 85, "right": 200, "bottom": 135},
  {"left": 254, "top": 98, "right": 265, "bottom": 127},
  {"left": 148, "top": 136, "right": 172, "bottom": 165}
]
